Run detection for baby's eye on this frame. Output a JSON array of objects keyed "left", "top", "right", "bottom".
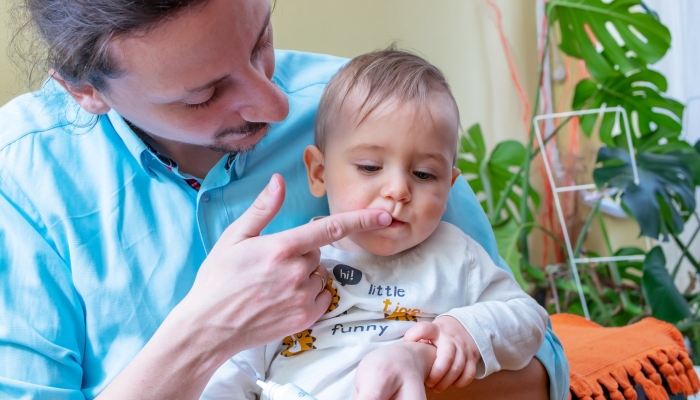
[
  {"left": 413, "top": 171, "right": 436, "bottom": 180},
  {"left": 357, "top": 165, "right": 382, "bottom": 173}
]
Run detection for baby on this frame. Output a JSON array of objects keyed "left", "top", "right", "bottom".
[{"left": 206, "top": 48, "right": 548, "bottom": 400}]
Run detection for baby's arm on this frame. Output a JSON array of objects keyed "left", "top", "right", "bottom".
[
  {"left": 405, "top": 236, "right": 548, "bottom": 393},
  {"left": 353, "top": 341, "right": 435, "bottom": 400}
]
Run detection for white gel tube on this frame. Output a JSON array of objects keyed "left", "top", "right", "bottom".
[{"left": 256, "top": 380, "right": 318, "bottom": 400}]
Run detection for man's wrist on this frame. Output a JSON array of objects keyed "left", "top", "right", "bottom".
[{"left": 164, "top": 296, "right": 241, "bottom": 377}]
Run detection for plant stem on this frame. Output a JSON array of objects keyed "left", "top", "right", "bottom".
[
  {"left": 573, "top": 198, "right": 602, "bottom": 258},
  {"left": 518, "top": 29, "right": 550, "bottom": 264},
  {"left": 672, "top": 212, "right": 700, "bottom": 279},
  {"left": 596, "top": 209, "right": 636, "bottom": 313},
  {"left": 668, "top": 224, "right": 700, "bottom": 274},
  {"left": 530, "top": 223, "right": 569, "bottom": 253},
  {"left": 582, "top": 271, "right": 609, "bottom": 324},
  {"left": 489, "top": 118, "right": 573, "bottom": 225}
]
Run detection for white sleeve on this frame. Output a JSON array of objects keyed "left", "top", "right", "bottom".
[
  {"left": 436, "top": 237, "right": 548, "bottom": 379},
  {"left": 200, "top": 347, "right": 266, "bottom": 400}
]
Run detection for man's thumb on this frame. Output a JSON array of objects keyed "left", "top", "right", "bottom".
[{"left": 222, "top": 174, "right": 286, "bottom": 244}]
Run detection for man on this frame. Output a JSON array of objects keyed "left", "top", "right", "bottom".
[{"left": 0, "top": 0, "right": 567, "bottom": 398}]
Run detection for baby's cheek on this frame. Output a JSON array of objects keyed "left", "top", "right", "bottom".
[{"left": 329, "top": 191, "right": 376, "bottom": 214}]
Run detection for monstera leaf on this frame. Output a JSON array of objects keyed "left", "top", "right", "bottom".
[
  {"left": 593, "top": 147, "right": 696, "bottom": 240},
  {"left": 572, "top": 70, "right": 684, "bottom": 146},
  {"left": 492, "top": 218, "right": 527, "bottom": 289},
  {"left": 642, "top": 246, "right": 691, "bottom": 323},
  {"left": 547, "top": 0, "right": 671, "bottom": 80},
  {"left": 631, "top": 128, "right": 700, "bottom": 185},
  {"left": 458, "top": 124, "right": 540, "bottom": 224}
]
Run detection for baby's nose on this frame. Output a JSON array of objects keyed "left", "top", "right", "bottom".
[{"left": 381, "top": 175, "right": 411, "bottom": 203}]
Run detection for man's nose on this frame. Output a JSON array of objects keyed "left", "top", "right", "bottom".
[
  {"left": 381, "top": 173, "right": 411, "bottom": 203},
  {"left": 235, "top": 66, "right": 289, "bottom": 124}
]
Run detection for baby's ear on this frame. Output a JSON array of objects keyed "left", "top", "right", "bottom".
[
  {"left": 303, "top": 145, "right": 327, "bottom": 197},
  {"left": 450, "top": 167, "right": 461, "bottom": 187}
]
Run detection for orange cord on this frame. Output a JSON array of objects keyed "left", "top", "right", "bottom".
[
  {"left": 484, "top": 0, "right": 532, "bottom": 134},
  {"left": 484, "top": 0, "right": 590, "bottom": 266}
]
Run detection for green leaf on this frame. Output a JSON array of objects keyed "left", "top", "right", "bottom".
[
  {"left": 458, "top": 124, "right": 540, "bottom": 224},
  {"left": 593, "top": 147, "right": 696, "bottom": 240},
  {"left": 460, "top": 124, "right": 486, "bottom": 160},
  {"left": 612, "top": 247, "right": 645, "bottom": 286},
  {"left": 572, "top": 70, "right": 684, "bottom": 145},
  {"left": 642, "top": 246, "right": 691, "bottom": 323},
  {"left": 493, "top": 219, "right": 527, "bottom": 290},
  {"left": 547, "top": 0, "right": 671, "bottom": 80}
]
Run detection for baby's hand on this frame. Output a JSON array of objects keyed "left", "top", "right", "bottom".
[
  {"left": 404, "top": 317, "right": 480, "bottom": 393},
  {"left": 353, "top": 342, "right": 433, "bottom": 400}
]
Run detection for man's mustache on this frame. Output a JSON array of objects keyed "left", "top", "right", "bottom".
[{"left": 215, "top": 122, "right": 269, "bottom": 138}]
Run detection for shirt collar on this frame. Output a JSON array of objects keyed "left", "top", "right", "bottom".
[
  {"left": 107, "top": 110, "right": 152, "bottom": 174},
  {"left": 107, "top": 110, "right": 237, "bottom": 178}
]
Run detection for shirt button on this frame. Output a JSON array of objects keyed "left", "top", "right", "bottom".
[{"left": 201, "top": 193, "right": 210, "bottom": 203}]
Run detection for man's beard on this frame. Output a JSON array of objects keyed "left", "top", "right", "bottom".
[
  {"left": 209, "top": 122, "right": 270, "bottom": 154},
  {"left": 126, "top": 119, "right": 270, "bottom": 155}
]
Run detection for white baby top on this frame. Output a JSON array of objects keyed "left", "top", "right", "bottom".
[{"left": 201, "top": 221, "right": 548, "bottom": 400}]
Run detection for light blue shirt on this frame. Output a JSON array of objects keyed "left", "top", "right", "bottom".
[{"left": 0, "top": 50, "right": 568, "bottom": 399}]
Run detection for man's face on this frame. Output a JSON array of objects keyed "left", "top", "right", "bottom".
[
  {"left": 317, "top": 90, "right": 461, "bottom": 256},
  {"left": 100, "top": 0, "right": 288, "bottom": 153}
]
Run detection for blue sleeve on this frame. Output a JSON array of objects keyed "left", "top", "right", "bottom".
[
  {"left": 443, "top": 177, "right": 570, "bottom": 400},
  {"left": 0, "top": 175, "right": 86, "bottom": 399}
]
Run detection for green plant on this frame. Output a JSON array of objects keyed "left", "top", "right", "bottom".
[{"left": 459, "top": 0, "right": 700, "bottom": 353}]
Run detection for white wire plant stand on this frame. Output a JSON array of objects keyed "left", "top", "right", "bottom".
[{"left": 533, "top": 106, "right": 649, "bottom": 320}]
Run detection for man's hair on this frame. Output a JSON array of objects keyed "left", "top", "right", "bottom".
[
  {"left": 13, "top": 0, "right": 212, "bottom": 92},
  {"left": 314, "top": 47, "right": 460, "bottom": 153}
]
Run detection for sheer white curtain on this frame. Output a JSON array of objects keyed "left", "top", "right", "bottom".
[
  {"left": 643, "top": 0, "right": 700, "bottom": 289},
  {"left": 644, "top": 0, "right": 700, "bottom": 144}
]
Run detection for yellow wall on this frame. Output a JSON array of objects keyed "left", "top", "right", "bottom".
[
  {"left": 0, "top": 1, "right": 24, "bottom": 105},
  {"left": 272, "top": 0, "right": 540, "bottom": 148},
  {"left": 0, "top": 0, "right": 542, "bottom": 148}
]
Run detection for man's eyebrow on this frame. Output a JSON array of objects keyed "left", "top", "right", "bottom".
[{"left": 184, "top": 8, "right": 271, "bottom": 95}]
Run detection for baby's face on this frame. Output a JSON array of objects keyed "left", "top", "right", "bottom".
[{"left": 306, "top": 90, "right": 461, "bottom": 256}]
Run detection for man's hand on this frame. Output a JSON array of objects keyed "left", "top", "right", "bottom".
[
  {"left": 404, "top": 317, "right": 481, "bottom": 393},
  {"left": 179, "top": 174, "right": 392, "bottom": 359},
  {"left": 353, "top": 342, "right": 435, "bottom": 400}
]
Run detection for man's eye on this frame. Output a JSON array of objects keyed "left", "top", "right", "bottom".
[
  {"left": 357, "top": 165, "right": 381, "bottom": 173},
  {"left": 251, "top": 27, "right": 273, "bottom": 60},
  {"left": 185, "top": 89, "right": 220, "bottom": 110},
  {"left": 413, "top": 171, "right": 436, "bottom": 180}
]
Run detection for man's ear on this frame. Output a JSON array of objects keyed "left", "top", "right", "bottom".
[
  {"left": 303, "top": 145, "right": 327, "bottom": 197},
  {"left": 451, "top": 167, "right": 461, "bottom": 187},
  {"left": 50, "top": 71, "right": 111, "bottom": 115}
]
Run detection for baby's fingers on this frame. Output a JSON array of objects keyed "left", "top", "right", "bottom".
[
  {"left": 425, "top": 341, "right": 456, "bottom": 389},
  {"left": 454, "top": 358, "right": 477, "bottom": 388},
  {"left": 404, "top": 321, "right": 440, "bottom": 343},
  {"left": 430, "top": 344, "right": 465, "bottom": 393}
]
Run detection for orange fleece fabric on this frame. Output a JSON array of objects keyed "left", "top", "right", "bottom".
[{"left": 551, "top": 314, "right": 700, "bottom": 400}]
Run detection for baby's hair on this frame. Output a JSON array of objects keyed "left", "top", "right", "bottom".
[{"left": 314, "top": 46, "right": 460, "bottom": 153}]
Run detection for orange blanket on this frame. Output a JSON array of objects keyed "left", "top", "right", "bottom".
[{"left": 551, "top": 314, "right": 700, "bottom": 400}]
